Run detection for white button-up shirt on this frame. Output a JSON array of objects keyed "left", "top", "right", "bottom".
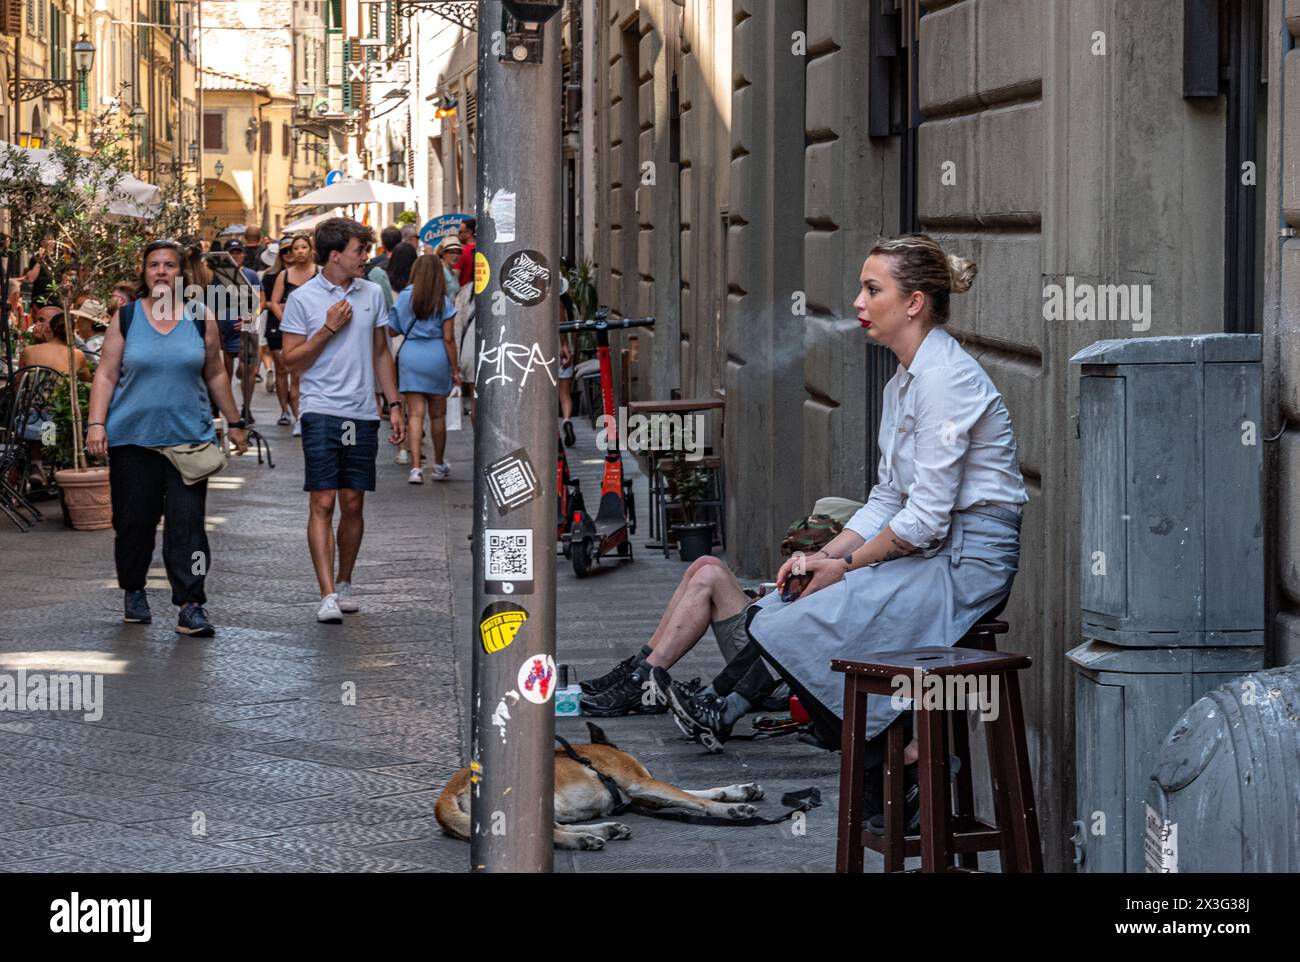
[{"left": 845, "top": 326, "right": 1029, "bottom": 549}]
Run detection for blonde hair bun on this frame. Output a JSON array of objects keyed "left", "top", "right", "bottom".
[{"left": 947, "top": 254, "right": 977, "bottom": 294}]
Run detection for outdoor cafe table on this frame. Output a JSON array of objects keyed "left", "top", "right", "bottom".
[{"left": 628, "top": 398, "right": 726, "bottom": 547}]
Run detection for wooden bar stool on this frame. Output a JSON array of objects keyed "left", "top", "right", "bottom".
[{"left": 833, "top": 627, "right": 1042, "bottom": 874}]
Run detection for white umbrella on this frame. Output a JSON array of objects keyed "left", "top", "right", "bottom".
[
  {"left": 287, "top": 177, "right": 417, "bottom": 206},
  {"left": 282, "top": 207, "right": 346, "bottom": 232},
  {"left": 0, "top": 142, "right": 161, "bottom": 218}
]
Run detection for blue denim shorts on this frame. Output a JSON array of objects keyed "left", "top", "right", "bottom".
[{"left": 300, "top": 413, "right": 380, "bottom": 492}]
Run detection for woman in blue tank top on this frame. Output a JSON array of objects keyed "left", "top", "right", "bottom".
[{"left": 85, "top": 240, "right": 249, "bottom": 638}]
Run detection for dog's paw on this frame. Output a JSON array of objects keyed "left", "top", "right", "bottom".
[
  {"left": 609, "top": 822, "right": 632, "bottom": 840},
  {"left": 740, "top": 782, "right": 764, "bottom": 801},
  {"left": 727, "top": 803, "right": 758, "bottom": 819},
  {"left": 577, "top": 834, "right": 606, "bottom": 850}
]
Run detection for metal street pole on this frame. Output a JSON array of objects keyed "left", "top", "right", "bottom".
[{"left": 471, "top": 0, "right": 563, "bottom": 873}]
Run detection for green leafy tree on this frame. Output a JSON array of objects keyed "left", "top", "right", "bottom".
[{"left": 0, "top": 97, "right": 149, "bottom": 471}]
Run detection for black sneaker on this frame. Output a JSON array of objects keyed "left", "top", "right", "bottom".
[
  {"left": 579, "top": 668, "right": 667, "bottom": 717},
  {"left": 866, "top": 764, "right": 920, "bottom": 836},
  {"left": 176, "top": 603, "right": 215, "bottom": 637},
  {"left": 667, "top": 683, "right": 734, "bottom": 752},
  {"left": 580, "top": 654, "right": 639, "bottom": 696},
  {"left": 123, "top": 590, "right": 151, "bottom": 624},
  {"left": 562, "top": 420, "right": 576, "bottom": 448}
]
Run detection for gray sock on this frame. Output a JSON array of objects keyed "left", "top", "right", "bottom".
[{"left": 720, "top": 692, "right": 752, "bottom": 726}]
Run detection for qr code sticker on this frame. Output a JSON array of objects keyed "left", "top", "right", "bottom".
[{"left": 486, "top": 530, "right": 533, "bottom": 581}]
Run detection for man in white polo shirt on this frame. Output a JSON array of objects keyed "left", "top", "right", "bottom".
[{"left": 281, "top": 218, "right": 406, "bottom": 623}]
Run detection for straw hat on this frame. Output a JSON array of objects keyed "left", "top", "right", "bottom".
[{"left": 71, "top": 298, "right": 110, "bottom": 329}]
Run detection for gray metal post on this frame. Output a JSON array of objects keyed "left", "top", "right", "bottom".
[{"left": 470, "top": 0, "right": 562, "bottom": 873}]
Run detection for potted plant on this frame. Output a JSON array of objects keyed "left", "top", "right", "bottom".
[
  {"left": 42, "top": 377, "right": 112, "bottom": 528},
  {"left": 668, "top": 448, "right": 716, "bottom": 562},
  {"left": 0, "top": 97, "right": 151, "bottom": 529}
]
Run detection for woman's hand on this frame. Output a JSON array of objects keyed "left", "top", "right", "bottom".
[
  {"left": 228, "top": 428, "right": 250, "bottom": 456},
  {"left": 451, "top": 369, "right": 463, "bottom": 388},
  {"left": 775, "top": 549, "right": 827, "bottom": 589},
  {"left": 799, "top": 556, "right": 846, "bottom": 599},
  {"left": 86, "top": 424, "right": 107, "bottom": 459}
]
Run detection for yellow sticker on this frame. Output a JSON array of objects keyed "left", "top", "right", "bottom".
[
  {"left": 480, "top": 602, "right": 527, "bottom": 654},
  {"left": 474, "top": 251, "right": 491, "bottom": 294}
]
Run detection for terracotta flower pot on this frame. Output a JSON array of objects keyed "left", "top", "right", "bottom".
[{"left": 54, "top": 466, "right": 113, "bottom": 530}]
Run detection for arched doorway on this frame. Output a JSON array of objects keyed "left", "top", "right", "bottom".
[{"left": 202, "top": 179, "right": 248, "bottom": 240}]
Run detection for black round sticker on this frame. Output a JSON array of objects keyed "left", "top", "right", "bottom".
[{"left": 499, "top": 250, "right": 551, "bottom": 306}]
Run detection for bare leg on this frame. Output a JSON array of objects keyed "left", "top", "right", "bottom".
[
  {"left": 463, "top": 382, "right": 475, "bottom": 423},
  {"left": 404, "top": 393, "right": 426, "bottom": 470},
  {"left": 272, "top": 350, "right": 290, "bottom": 415},
  {"left": 644, "top": 558, "right": 750, "bottom": 671},
  {"left": 559, "top": 377, "right": 573, "bottom": 420},
  {"left": 289, "top": 374, "right": 300, "bottom": 420},
  {"left": 336, "top": 489, "right": 365, "bottom": 584},
  {"left": 307, "top": 490, "right": 338, "bottom": 597},
  {"left": 429, "top": 394, "right": 447, "bottom": 465}
]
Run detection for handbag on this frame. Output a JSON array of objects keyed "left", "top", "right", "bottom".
[{"left": 152, "top": 441, "right": 227, "bottom": 485}]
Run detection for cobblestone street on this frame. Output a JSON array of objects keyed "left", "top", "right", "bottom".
[{"left": 0, "top": 387, "right": 875, "bottom": 873}]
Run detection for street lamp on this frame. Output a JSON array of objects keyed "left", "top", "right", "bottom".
[
  {"left": 296, "top": 83, "right": 315, "bottom": 117},
  {"left": 188, "top": 141, "right": 199, "bottom": 166},
  {"left": 73, "top": 34, "right": 95, "bottom": 77},
  {"left": 131, "top": 103, "right": 147, "bottom": 172},
  {"left": 214, "top": 160, "right": 224, "bottom": 178}
]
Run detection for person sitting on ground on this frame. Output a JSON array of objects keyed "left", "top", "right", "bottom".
[{"left": 579, "top": 554, "right": 790, "bottom": 720}]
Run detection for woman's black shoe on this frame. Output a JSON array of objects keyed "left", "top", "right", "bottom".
[
  {"left": 176, "top": 604, "right": 215, "bottom": 637},
  {"left": 123, "top": 590, "right": 151, "bottom": 624},
  {"left": 866, "top": 763, "right": 920, "bottom": 836},
  {"left": 562, "top": 420, "right": 576, "bottom": 447}
]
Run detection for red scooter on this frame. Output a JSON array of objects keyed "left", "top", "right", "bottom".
[{"left": 559, "top": 309, "right": 655, "bottom": 577}]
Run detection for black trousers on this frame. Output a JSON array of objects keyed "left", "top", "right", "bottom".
[{"left": 109, "top": 445, "right": 210, "bottom": 606}]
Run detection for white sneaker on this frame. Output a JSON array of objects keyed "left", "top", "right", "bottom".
[
  {"left": 395, "top": 448, "right": 410, "bottom": 465},
  {"left": 317, "top": 594, "right": 343, "bottom": 623},
  {"left": 335, "top": 581, "right": 360, "bottom": 613},
  {"left": 292, "top": 418, "right": 303, "bottom": 437},
  {"left": 408, "top": 467, "right": 424, "bottom": 484},
  {"left": 432, "top": 463, "right": 450, "bottom": 482}
]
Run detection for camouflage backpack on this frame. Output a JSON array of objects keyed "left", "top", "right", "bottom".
[{"left": 780, "top": 514, "right": 844, "bottom": 557}]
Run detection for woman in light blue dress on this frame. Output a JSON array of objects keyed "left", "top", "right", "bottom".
[{"left": 386, "top": 254, "right": 460, "bottom": 484}]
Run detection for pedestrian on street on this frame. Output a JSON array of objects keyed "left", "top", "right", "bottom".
[
  {"left": 436, "top": 239, "right": 462, "bottom": 299},
  {"left": 453, "top": 219, "right": 476, "bottom": 290},
  {"left": 86, "top": 239, "right": 250, "bottom": 637},
  {"left": 367, "top": 226, "right": 400, "bottom": 311},
  {"left": 386, "top": 253, "right": 459, "bottom": 484},
  {"left": 280, "top": 217, "right": 405, "bottom": 624},
  {"left": 269, "top": 234, "right": 318, "bottom": 433},
  {"left": 242, "top": 224, "right": 265, "bottom": 269}
]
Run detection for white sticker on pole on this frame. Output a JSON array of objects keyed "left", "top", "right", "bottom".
[
  {"left": 1143, "top": 803, "right": 1178, "bottom": 873},
  {"left": 489, "top": 188, "right": 517, "bottom": 243},
  {"left": 485, "top": 528, "right": 534, "bottom": 595},
  {"left": 517, "top": 653, "right": 557, "bottom": 704}
]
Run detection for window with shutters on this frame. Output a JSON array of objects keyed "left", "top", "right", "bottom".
[
  {"left": 282, "top": 123, "right": 290, "bottom": 157},
  {"left": 49, "top": 4, "right": 67, "bottom": 80},
  {"left": 203, "top": 112, "right": 224, "bottom": 151},
  {"left": 2, "top": 0, "right": 22, "bottom": 37},
  {"left": 261, "top": 120, "right": 271, "bottom": 154}
]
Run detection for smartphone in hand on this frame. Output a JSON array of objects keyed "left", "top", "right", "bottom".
[{"left": 780, "top": 573, "right": 812, "bottom": 603}]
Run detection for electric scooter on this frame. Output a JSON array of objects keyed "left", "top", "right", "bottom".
[{"left": 559, "top": 309, "right": 655, "bottom": 577}]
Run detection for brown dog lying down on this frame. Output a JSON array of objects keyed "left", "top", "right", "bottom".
[{"left": 435, "top": 727, "right": 765, "bottom": 850}]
